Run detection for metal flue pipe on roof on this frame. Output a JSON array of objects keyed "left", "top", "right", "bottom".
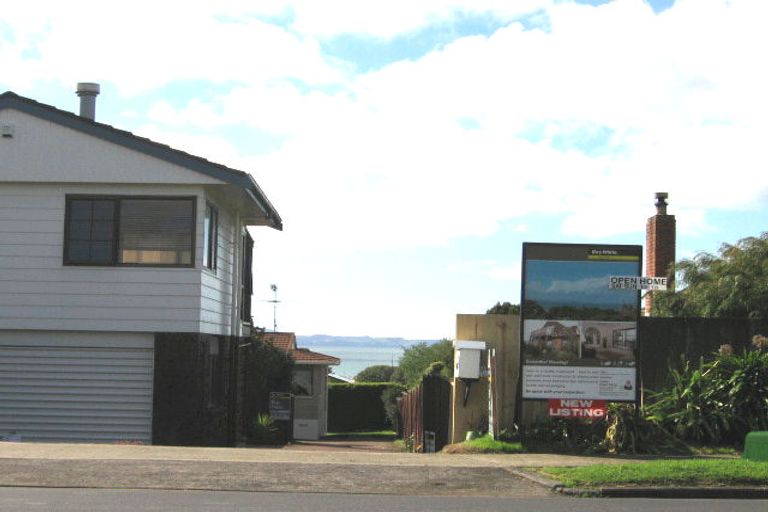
[{"left": 76, "top": 82, "right": 100, "bottom": 120}]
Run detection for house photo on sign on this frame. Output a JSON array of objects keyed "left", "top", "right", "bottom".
[{"left": 520, "top": 243, "right": 642, "bottom": 403}]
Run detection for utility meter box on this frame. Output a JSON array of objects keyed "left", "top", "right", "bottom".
[{"left": 453, "top": 340, "right": 486, "bottom": 379}]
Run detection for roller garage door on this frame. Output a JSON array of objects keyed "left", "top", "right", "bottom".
[{"left": 0, "top": 331, "right": 154, "bottom": 443}]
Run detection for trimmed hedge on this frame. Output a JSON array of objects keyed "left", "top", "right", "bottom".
[{"left": 328, "top": 382, "right": 406, "bottom": 432}]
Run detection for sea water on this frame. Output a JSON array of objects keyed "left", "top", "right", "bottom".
[{"left": 301, "top": 344, "right": 405, "bottom": 380}]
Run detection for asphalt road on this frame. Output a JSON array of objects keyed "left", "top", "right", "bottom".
[
  {"left": 1, "top": 488, "right": 767, "bottom": 512},
  {"left": 0, "top": 458, "right": 551, "bottom": 497}
]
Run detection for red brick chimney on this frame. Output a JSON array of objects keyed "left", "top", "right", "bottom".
[{"left": 645, "top": 192, "right": 676, "bottom": 315}]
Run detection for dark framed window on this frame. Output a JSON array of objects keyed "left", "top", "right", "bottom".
[
  {"left": 64, "top": 199, "right": 116, "bottom": 265},
  {"left": 64, "top": 196, "right": 195, "bottom": 267},
  {"left": 240, "top": 232, "right": 254, "bottom": 323},
  {"left": 203, "top": 203, "right": 218, "bottom": 270},
  {"left": 292, "top": 368, "right": 314, "bottom": 397}
]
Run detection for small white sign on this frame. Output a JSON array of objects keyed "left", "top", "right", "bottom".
[{"left": 609, "top": 276, "right": 668, "bottom": 291}]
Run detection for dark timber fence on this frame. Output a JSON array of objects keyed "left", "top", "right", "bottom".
[
  {"left": 639, "top": 317, "right": 768, "bottom": 391},
  {"left": 398, "top": 376, "right": 451, "bottom": 453}
]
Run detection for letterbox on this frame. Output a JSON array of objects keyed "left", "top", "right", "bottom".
[{"left": 453, "top": 340, "right": 486, "bottom": 379}]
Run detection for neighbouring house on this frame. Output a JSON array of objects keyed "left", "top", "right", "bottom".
[
  {"left": 328, "top": 373, "right": 354, "bottom": 384},
  {"left": 0, "top": 84, "right": 282, "bottom": 445},
  {"left": 263, "top": 332, "right": 339, "bottom": 440}
]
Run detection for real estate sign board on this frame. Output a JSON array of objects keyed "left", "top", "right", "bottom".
[
  {"left": 269, "top": 391, "right": 292, "bottom": 421},
  {"left": 520, "top": 243, "right": 642, "bottom": 402}
]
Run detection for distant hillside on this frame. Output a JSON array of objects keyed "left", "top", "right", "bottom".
[{"left": 297, "top": 335, "right": 439, "bottom": 349}]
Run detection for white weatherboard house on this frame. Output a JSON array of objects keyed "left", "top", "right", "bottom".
[{"left": 0, "top": 85, "right": 282, "bottom": 445}]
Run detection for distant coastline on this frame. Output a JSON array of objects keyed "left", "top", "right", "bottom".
[
  {"left": 297, "top": 334, "right": 439, "bottom": 349},
  {"left": 297, "top": 335, "right": 441, "bottom": 379}
]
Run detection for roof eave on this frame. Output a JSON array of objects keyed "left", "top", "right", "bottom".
[
  {"left": 0, "top": 91, "right": 283, "bottom": 230},
  {"left": 294, "top": 360, "right": 341, "bottom": 366}
]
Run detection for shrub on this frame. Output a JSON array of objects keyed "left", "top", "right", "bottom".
[
  {"left": 601, "top": 403, "right": 690, "bottom": 455},
  {"left": 248, "top": 413, "right": 280, "bottom": 445},
  {"left": 497, "top": 425, "right": 522, "bottom": 443},
  {"left": 645, "top": 340, "right": 768, "bottom": 446},
  {"left": 521, "top": 405, "right": 688, "bottom": 455},
  {"left": 523, "top": 417, "right": 606, "bottom": 454},
  {"left": 644, "top": 356, "right": 729, "bottom": 444},
  {"left": 328, "top": 382, "right": 406, "bottom": 432},
  {"left": 242, "top": 330, "right": 294, "bottom": 444},
  {"left": 381, "top": 385, "right": 405, "bottom": 435},
  {"left": 355, "top": 365, "right": 397, "bottom": 383},
  {"left": 422, "top": 361, "right": 447, "bottom": 379}
]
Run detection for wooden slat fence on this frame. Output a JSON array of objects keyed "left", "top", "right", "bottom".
[{"left": 397, "top": 375, "right": 451, "bottom": 453}]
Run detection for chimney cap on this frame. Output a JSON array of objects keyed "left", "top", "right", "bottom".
[
  {"left": 654, "top": 192, "right": 669, "bottom": 214},
  {"left": 76, "top": 82, "right": 100, "bottom": 96}
]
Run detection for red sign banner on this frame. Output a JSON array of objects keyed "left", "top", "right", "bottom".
[{"left": 548, "top": 399, "right": 606, "bottom": 418}]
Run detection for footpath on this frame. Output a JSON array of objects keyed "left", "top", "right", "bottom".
[{"left": 0, "top": 441, "right": 765, "bottom": 499}]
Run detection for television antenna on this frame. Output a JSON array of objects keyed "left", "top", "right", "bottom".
[{"left": 268, "top": 284, "right": 280, "bottom": 332}]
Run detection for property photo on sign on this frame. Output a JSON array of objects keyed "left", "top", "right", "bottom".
[{"left": 520, "top": 243, "right": 642, "bottom": 402}]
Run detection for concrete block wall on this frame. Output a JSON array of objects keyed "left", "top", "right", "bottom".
[{"left": 152, "top": 333, "right": 238, "bottom": 446}]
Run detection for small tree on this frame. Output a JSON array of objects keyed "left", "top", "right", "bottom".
[
  {"left": 355, "top": 365, "right": 397, "bottom": 382},
  {"left": 652, "top": 232, "right": 768, "bottom": 319},
  {"left": 393, "top": 339, "right": 453, "bottom": 388},
  {"left": 243, "top": 330, "right": 294, "bottom": 443}
]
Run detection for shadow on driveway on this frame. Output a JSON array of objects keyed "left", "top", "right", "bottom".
[{"left": 280, "top": 435, "right": 401, "bottom": 453}]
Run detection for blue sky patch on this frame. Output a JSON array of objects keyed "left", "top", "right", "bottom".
[
  {"left": 573, "top": 0, "right": 676, "bottom": 13},
  {"left": 457, "top": 117, "right": 481, "bottom": 130},
  {"left": 519, "top": 121, "right": 617, "bottom": 157},
  {"left": 320, "top": 12, "right": 512, "bottom": 72},
  {"left": 550, "top": 123, "right": 615, "bottom": 156}
]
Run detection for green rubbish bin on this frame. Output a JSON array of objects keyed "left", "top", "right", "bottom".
[{"left": 742, "top": 431, "right": 768, "bottom": 462}]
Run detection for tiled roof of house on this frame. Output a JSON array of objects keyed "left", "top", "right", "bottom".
[
  {"left": 293, "top": 348, "right": 340, "bottom": 365},
  {"left": 264, "top": 331, "right": 340, "bottom": 366},
  {"left": 263, "top": 331, "right": 296, "bottom": 352},
  {"left": 0, "top": 91, "right": 282, "bottom": 230}
]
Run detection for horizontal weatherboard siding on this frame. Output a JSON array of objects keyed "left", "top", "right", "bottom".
[
  {"left": 199, "top": 197, "right": 238, "bottom": 335},
  {"left": 0, "top": 184, "right": 208, "bottom": 333}
]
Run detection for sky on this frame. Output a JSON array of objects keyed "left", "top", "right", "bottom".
[{"left": 2, "top": 0, "right": 767, "bottom": 340}]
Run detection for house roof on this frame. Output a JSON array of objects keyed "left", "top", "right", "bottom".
[
  {"left": 263, "top": 331, "right": 296, "bottom": 352},
  {"left": 0, "top": 91, "right": 282, "bottom": 231},
  {"left": 328, "top": 373, "right": 355, "bottom": 383},
  {"left": 292, "top": 348, "right": 341, "bottom": 366},
  {"left": 264, "top": 331, "right": 340, "bottom": 366}
]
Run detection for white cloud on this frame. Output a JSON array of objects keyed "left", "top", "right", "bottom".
[
  {"left": 92, "top": 0, "right": 768, "bottom": 255},
  {"left": 3, "top": 0, "right": 768, "bottom": 337},
  {"left": 0, "top": 1, "right": 344, "bottom": 95},
  {"left": 487, "top": 263, "right": 522, "bottom": 281}
]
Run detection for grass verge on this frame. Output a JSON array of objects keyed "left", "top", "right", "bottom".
[
  {"left": 443, "top": 434, "right": 525, "bottom": 454},
  {"left": 541, "top": 459, "right": 768, "bottom": 488}
]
